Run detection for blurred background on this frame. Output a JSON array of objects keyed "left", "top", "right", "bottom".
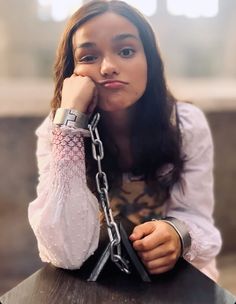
[{"left": 0, "top": 0, "right": 236, "bottom": 296}]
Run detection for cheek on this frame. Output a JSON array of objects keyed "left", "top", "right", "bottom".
[
  {"left": 74, "top": 65, "right": 87, "bottom": 76},
  {"left": 74, "top": 65, "right": 96, "bottom": 78},
  {"left": 135, "top": 65, "right": 147, "bottom": 95},
  {"left": 134, "top": 57, "right": 147, "bottom": 88}
]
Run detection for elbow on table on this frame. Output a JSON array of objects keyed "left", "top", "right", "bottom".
[
  {"left": 38, "top": 232, "right": 100, "bottom": 270},
  {"left": 34, "top": 219, "right": 100, "bottom": 271},
  {"left": 184, "top": 228, "right": 222, "bottom": 268}
]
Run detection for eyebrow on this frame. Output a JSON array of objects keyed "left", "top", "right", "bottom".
[
  {"left": 74, "top": 33, "right": 139, "bottom": 52},
  {"left": 112, "top": 33, "right": 139, "bottom": 42},
  {"left": 75, "top": 42, "right": 96, "bottom": 50}
]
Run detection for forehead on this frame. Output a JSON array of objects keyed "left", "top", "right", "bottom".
[{"left": 72, "top": 12, "right": 140, "bottom": 47}]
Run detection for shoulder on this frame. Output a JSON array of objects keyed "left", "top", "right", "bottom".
[
  {"left": 176, "top": 102, "right": 209, "bottom": 133},
  {"left": 176, "top": 102, "right": 213, "bottom": 156},
  {"left": 176, "top": 102, "right": 211, "bottom": 139}
]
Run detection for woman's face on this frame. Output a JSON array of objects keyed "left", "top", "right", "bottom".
[{"left": 72, "top": 12, "right": 147, "bottom": 112}]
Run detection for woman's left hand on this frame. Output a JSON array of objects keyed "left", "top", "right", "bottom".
[{"left": 129, "top": 220, "right": 181, "bottom": 274}]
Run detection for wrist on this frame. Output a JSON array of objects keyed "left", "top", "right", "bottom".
[
  {"left": 161, "top": 217, "right": 191, "bottom": 256},
  {"left": 61, "top": 100, "right": 88, "bottom": 113},
  {"left": 53, "top": 108, "right": 89, "bottom": 129},
  {"left": 152, "top": 217, "right": 191, "bottom": 256}
]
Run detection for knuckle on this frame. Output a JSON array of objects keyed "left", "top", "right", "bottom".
[
  {"left": 169, "top": 253, "right": 177, "bottom": 263},
  {"left": 151, "top": 221, "right": 157, "bottom": 228},
  {"left": 145, "top": 261, "right": 152, "bottom": 269},
  {"left": 138, "top": 242, "right": 145, "bottom": 251},
  {"left": 168, "top": 260, "right": 176, "bottom": 269},
  {"left": 133, "top": 226, "right": 139, "bottom": 234},
  {"left": 141, "top": 239, "right": 149, "bottom": 249},
  {"left": 149, "top": 268, "right": 157, "bottom": 274},
  {"left": 83, "top": 76, "right": 92, "bottom": 84},
  {"left": 82, "top": 75, "right": 89, "bottom": 81},
  {"left": 168, "top": 244, "right": 176, "bottom": 254},
  {"left": 141, "top": 252, "right": 149, "bottom": 262},
  {"left": 161, "top": 230, "right": 170, "bottom": 240}
]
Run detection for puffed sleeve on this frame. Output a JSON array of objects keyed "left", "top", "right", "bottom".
[
  {"left": 165, "top": 102, "right": 222, "bottom": 279},
  {"left": 28, "top": 114, "right": 100, "bottom": 269}
]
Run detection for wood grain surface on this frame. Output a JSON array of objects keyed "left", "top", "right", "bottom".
[{"left": 0, "top": 259, "right": 235, "bottom": 304}]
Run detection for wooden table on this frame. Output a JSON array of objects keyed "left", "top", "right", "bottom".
[{"left": 0, "top": 259, "right": 235, "bottom": 304}]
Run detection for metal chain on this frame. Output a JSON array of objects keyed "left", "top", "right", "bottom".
[{"left": 88, "top": 113, "right": 130, "bottom": 274}]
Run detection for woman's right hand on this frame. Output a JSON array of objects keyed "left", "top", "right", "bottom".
[{"left": 61, "top": 74, "right": 98, "bottom": 115}]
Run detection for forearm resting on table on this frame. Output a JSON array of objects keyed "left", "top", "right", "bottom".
[{"left": 28, "top": 123, "right": 100, "bottom": 269}]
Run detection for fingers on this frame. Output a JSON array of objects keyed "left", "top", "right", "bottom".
[
  {"left": 130, "top": 221, "right": 181, "bottom": 253},
  {"left": 61, "top": 74, "right": 97, "bottom": 113},
  {"left": 129, "top": 221, "right": 182, "bottom": 275},
  {"left": 137, "top": 243, "right": 179, "bottom": 275},
  {"left": 137, "top": 243, "right": 169, "bottom": 262},
  {"left": 130, "top": 221, "right": 171, "bottom": 251},
  {"left": 139, "top": 243, "right": 179, "bottom": 265},
  {"left": 142, "top": 254, "right": 176, "bottom": 273},
  {"left": 132, "top": 228, "right": 171, "bottom": 251},
  {"left": 148, "top": 264, "right": 175, "bottom": 275},
  {"left": 129, "top": 221, "right": 156, "bottom": 241}
]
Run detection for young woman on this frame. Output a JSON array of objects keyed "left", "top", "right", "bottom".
[{"left": 28, "top": 0, "right": 222, "bottom": 281}]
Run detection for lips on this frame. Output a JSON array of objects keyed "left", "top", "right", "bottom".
[{"left": 98, "top": 79, "right": 128, "bottom": 89}]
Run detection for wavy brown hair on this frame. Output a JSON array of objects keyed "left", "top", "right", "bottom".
[{"left": 51, "top": 0, "right": 184, "bottom": 202}]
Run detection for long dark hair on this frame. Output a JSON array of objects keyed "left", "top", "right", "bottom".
[{"left": 51, "top": 0, "right": 184, "bottom": 201}]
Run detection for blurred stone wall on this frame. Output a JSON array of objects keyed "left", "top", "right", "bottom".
[
  {"left": 208, "top": 111, "right": 236, "bottom": 253},
  {"left": 0, "top": 117, "right": 44, "bottom": 295}
]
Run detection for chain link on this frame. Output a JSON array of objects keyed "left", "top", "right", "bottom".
[{"left": 88, "top": 113, "right": 130, "bottom": 274}]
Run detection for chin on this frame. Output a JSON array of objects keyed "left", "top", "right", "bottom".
[
  {"left": 98, "top": 103, "right": 126, "bottom": 112},
  {"left": 99, "top": 106, "right": 124, "bottom": 112},
  {"left": 98, "top": 100, "right": 136, "bottom": 113}
]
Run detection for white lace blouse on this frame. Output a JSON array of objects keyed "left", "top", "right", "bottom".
[{"left": 28, "top": 102, "right": 222, "bottom": 281}]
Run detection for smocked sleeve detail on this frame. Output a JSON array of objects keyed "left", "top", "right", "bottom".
[{"left": 28, "top": 115, "right": 100, "bottom": 269}]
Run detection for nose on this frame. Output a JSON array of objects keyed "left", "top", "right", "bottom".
[{"left": 100, "top": 56, "right": 119, "bottom": 77}]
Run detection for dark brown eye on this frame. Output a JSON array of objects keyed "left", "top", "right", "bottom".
[
  {"left": 79, "top": 55, "right": 98, "bottom": 63},
  {"left": 119, "top": 47, "right": 135, "bottom": 58}
]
